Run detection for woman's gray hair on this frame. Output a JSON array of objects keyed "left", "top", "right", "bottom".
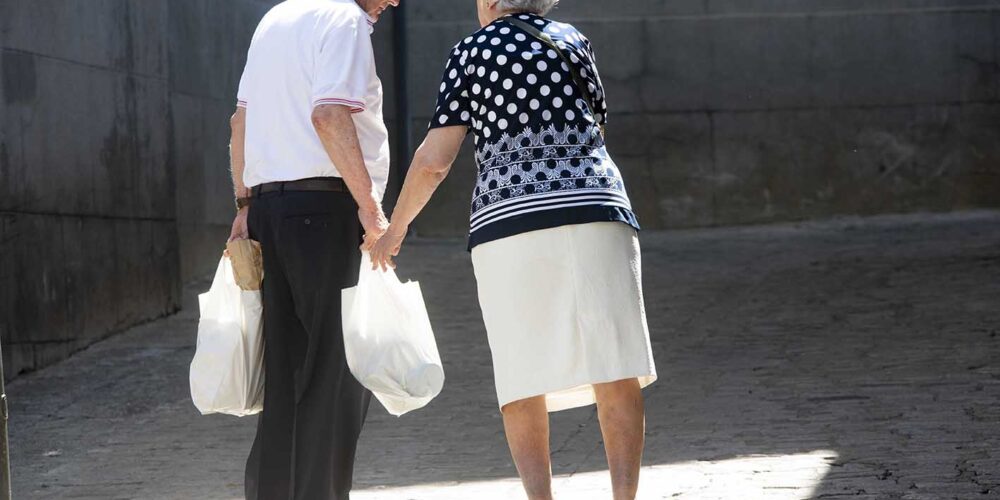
[{"left": 496, "top": 0, "right": 559, "bottom": 16}]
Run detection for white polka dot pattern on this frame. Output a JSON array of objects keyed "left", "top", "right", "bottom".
[
  {"left": 427, "top": 13, "right": 627, "bottom": 248},
  {"left": 430, "top": 13, "right": 607, "bottom": 133}
]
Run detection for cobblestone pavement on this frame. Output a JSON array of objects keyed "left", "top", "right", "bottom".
[{"left": 8, "top": 212, "right": 1000, "bottom": 499}]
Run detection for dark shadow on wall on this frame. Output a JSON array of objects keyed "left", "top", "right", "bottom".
[{"left": 0, "top": 0, "right": 288, "bottom": 380}]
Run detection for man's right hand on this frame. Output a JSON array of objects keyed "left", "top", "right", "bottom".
[
  {"left": 359, "top": 204, "right": 389, "bottom": 251},
  {"left": 228, "top": 206, "right": 250, "bottom": 242}
]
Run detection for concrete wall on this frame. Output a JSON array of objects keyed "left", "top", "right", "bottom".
[
  {"left": 403, "top": 0, "right": 1000, "bottom": 235},
  {"left": 0, "top": 1, "right": 178, "bottom": 379},
  {"left": 0, "top": 0, "right": 292, "bottom": 379}
]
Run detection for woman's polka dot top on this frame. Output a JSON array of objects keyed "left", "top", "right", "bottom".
[{"left": 429, "top": 12, "right": 639, "bottom": 250}]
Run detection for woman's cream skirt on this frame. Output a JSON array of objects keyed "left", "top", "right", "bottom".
[{"left": 471, "top": 221, "right": 657, "bottom": 412}]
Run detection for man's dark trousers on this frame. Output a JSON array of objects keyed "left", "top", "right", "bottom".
[{"left": 244, "top": 188, "right": 372, "bottom": 500}]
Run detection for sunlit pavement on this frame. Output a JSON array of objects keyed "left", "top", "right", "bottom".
[
  {"left": 355, "top": 451, "right": 838, "bottom": 500},
  {"left": 8, "top": 212, "right": 1000, "bottom": 499}
]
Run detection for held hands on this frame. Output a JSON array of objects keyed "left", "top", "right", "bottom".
[{"left": 369, "top": 222, "right": 407, "bottom": 271}]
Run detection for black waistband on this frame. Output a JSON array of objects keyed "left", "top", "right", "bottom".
[{"left": 251, "top": 176, "right": 348, "bottom": 197}]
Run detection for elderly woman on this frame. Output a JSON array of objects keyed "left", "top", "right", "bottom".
[{"left": 370, "top": 0, "right": 656, "bottom": 498}]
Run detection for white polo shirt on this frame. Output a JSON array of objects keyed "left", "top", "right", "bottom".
[{"left": 236, "top": 0, "right": 389, "bottom": 196}]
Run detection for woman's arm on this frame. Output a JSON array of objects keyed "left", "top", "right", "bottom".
[{"left": 370, "top": 125, "right": 467, "bottom": 270}]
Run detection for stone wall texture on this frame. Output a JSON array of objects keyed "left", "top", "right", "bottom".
[
  {"left": 2, "top": 0, "right": 1000, "bottom": 378},
  {"left": 0, "top": 0, "right": 281, "bottom": 379}
]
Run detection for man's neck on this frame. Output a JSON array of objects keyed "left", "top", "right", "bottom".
[{"left": 353, "top": 0, "right": 378, "bottom": 20}]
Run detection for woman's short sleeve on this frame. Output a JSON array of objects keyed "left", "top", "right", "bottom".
[
  {"left": 429, "top": 46, "right": 472, "bottom": 130},
  {"left": 581, "top": 38, "right": 608, "bottom": 126}
]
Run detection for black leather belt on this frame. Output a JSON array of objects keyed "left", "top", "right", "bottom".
[{"left": 251, "top": 176, "right": 348, "bottom": 197}]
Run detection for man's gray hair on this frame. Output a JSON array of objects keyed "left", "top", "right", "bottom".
[{"left": 496, "top": 0, "right": 559, "bottom": 16}]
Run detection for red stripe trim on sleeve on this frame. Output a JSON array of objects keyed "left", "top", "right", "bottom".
[
  {"left": 236, "top": 100, "right": 248, "bottom": 108},
  {"left": 313, "top": 97, "right": 366, "bottom": 113}
]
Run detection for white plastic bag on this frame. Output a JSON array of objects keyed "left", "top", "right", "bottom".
[
  {"left": 190, "top": 256, "right": 265, "bottom": 416},
  {"left": 342, "top": 252, "right": 444, "bottom": 416}
]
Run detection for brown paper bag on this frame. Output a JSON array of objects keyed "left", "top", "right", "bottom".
[{"left": 226, "top": 239, "right": 264, "bottom": 291}]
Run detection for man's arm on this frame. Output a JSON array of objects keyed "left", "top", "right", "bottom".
[
  {"left": 311, "top": 104, "right": 387, "bottom": 247},
  {"left": 230, "top": 107, "right": 249, "bottom": 199},
  {"left": 228, "top": 107, "right": 250, "bottom": 242}
]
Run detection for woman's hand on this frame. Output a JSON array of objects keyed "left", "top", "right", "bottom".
[
  {"left": 369, "top": 222, "right": 407, "bottom": 271},
  {"left": 367, "top": 126, "right": 465, "bottom": 271}
]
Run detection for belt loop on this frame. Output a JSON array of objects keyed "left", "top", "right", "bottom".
[{"left": 279, "top": 181, "right": 286, "bottom": 196}]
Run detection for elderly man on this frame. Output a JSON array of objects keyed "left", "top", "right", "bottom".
[{"left": 226, "top": 0, "right": 400, "bottom": 498}]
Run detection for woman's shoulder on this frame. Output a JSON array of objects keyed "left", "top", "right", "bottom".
[
  {"left": 506, "top": 14, "right": 593, "bottom": 55},
  {"left": 448, "top": 14, "right": 590, "bottom": 59},
  {"left": 451, "top": 21, "right": 501, "bottom": 52}
]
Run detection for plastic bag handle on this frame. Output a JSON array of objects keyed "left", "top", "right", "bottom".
[
  {"left": 359, "top": 251, "right": 402, "bottom": 285},
  {"left": 353, "top": 252, "right": 406, "bottom": 333}
]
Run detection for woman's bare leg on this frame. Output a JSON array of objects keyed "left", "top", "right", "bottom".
[
  {"left": 594, "top": 378, "right": 645, "bottom": 500},
  {"left": 502, "top": 396, "right": 553, "bottom": 500}
]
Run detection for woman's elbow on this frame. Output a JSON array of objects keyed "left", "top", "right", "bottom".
[{"left": 411, "top": 152, "right": 451, "bottom": 181}]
